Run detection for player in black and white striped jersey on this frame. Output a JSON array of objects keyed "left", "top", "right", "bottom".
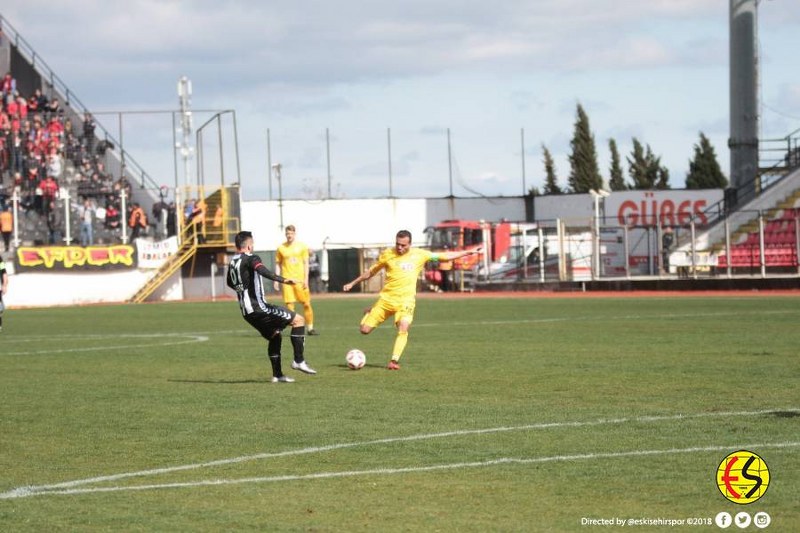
[{"left": 226, "top": 231, "right": 316, "bottom": 382}]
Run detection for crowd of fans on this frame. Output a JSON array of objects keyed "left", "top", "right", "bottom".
[{"left": 0, "top": 71, "right": 136, "bottom": 247}]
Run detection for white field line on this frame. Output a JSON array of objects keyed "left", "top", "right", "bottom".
[
  {"left": 2, "top": 407, "right": 796, "bottom": 500},
  {"left": 4, "top": 442, "right": 799, "bottom": 499},
  {"left": 1, "top": 334, "right": 209, "bottom": 356}
]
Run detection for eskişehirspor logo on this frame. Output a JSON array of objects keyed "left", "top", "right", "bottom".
[{"left": 716, "top": 450, "right": 770, "bottom": 504}]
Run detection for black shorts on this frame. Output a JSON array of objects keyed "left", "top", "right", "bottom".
[{"left": 244, "top": 304, "right": 295, "bottom": 339}]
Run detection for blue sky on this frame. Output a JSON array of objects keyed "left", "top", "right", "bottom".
[{"left": 3, "top": 0, "right": 799, "bottom": 201}]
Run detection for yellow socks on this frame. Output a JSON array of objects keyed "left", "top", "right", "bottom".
[{"left": 392, "top": 330, "right": 408, "bottom": 361}]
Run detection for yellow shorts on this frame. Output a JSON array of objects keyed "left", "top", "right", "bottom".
[
  {"left": 281, "top": 284, "right": 311, "bottom": 305},
  {"left": 361, "top": 298, "right": 415, "bottom": 328}
]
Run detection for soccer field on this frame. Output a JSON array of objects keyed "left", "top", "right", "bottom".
[{"left": 1, "top": 294, "right": 798, "bottom": 531}]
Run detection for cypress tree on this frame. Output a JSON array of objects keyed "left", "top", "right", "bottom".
[
  {"left": 568, "top": 104, "right": 603, "bottom": 193},
  {"left": 686, "top": 132, "right": 728, "bottom": 189},
  {"left": 608, "top": 138, "right": 627, "bottom": 191},
  {"left": 627, "top": 138, "right": 669, "bottom": 190},
  {"left": 542, "top": 144, "right": 563, "bottom": 195}
]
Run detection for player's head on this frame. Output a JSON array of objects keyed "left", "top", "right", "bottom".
[
  {"left": 395, "top": 230, "right": 412, "bottom": 255},
  {"left": 235, "top": 230, "right": 253, "bottom": 251},
  {"left": 285, "top": 225, "right": 296, "bottom": 242}
]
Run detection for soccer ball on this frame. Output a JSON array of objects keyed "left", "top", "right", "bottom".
[{"left": 346, "top": 349, "right": 366, "bottom": 370}]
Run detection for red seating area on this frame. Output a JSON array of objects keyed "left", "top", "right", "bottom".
[{"left": 718, "top": 209, "right": 799, "bottom": 269}]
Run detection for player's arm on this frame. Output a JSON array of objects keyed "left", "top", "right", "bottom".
[
  {"left": 343, "top": 263, "right": 383, "bottom": 292},
  {"left": 435, "top": 246, "right": 483, "bottom": 262},
  {"left": 256, "top": 262, "right": 297, "bottom": 285},
  {"left": 1, "top": 271, "right": 7, "bottom": 295}
]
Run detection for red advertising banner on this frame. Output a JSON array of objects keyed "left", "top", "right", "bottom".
[{"left": 15, "top": 245, "right": 137, "bottom": 271}]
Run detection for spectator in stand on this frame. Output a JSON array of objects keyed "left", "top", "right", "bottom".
[
  {"left": 166, "top": 202, "right": 177, "bottom": 237},
  {"left": 39, "top": 174, "right": 58, "bottom": 213},
  {"left": 45, "top": 97, "right": 60, "bottom": 119},
  {"left": 15, "top": 95, "right": 27, "bottom": 122},
  {"left": 192, "top": 198, "right": 207, "bottom": 243},
  {"left": 47, "top": 200, "right": 63, "bottom": 245},
  {"left": 9, "top": 129, "right": 23, "bottom": 175},
  {"left": 1, "top": 73, "right": 16, "bottom": 99},
  {"left": 152, "top": 196, "right": 168, "bottom": 231},
  {"left": 0, "top": 206, "right": 12, "bottom": 251},
  {"left": 128, "top": 202, "right": 147, "bottom": 240},
  {"left": 5, "top": 95, "right": 19, "bottom": 119},
  {"left": 79, "top": 198, "right": 95, "bottom": 246},
  {"left": 82, "top": 112, "right": 95, "bottom": 153},
  {"left": 24, "top": 88, "right": 44, "bottom": 112},
  {"left": 46, "top": 150, "right": 63, "bottom": 180},
  {"left": 46, "top": 116, "right": 64, "bottom": 146},
  {"left": 183, "top": 198, "right": 196, "bottom": 225},
  {"left": 105, "top": 203, "right": 120, "bottom": 230}
]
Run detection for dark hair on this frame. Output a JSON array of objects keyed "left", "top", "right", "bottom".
[
  {"left": 396, "top": 229, "right": 412, "bottom": 242},
  {"left": 285, "top": 224, "right": 296, "bottom": 232},
  {"left": 235, "top": 231, "right": 253, "bottom": 249}
]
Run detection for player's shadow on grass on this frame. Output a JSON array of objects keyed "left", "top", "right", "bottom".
[{"left": 167, "top": 378, "right": 269, "bottom": 384}]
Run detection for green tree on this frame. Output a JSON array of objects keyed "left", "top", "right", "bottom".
[
  {"left": 685, "top": 132, "right": 728, "bottom": 189},
  {"left": 568, "top": 103, "right": 603, "bottom": 193},
  {"left": 608, "top": 138, "right": 627, "bottom": 191},
  {"left": 627, "top": 138, "right": 670, "bottom": 190},
  {"left": 656, "top": 166, "right": 670, "bottom": 190},
  {"left": 542, "top": 144, "right": 563, "bottom": 195}
]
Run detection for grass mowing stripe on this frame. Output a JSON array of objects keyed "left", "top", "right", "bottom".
[
  {"left": 4, "top": 407, "right": 795, "bottom": 499},
  {"left": 6, "top": 441, "right": 798, "bottom": 499}
]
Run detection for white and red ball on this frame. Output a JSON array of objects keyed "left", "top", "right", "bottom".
[{"left": 346, "top": 349, "right": 366, "bottom": 370}]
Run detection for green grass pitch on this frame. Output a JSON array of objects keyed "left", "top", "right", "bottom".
[{"left": 1, "top": 293, "right": 798, "bottom": 531}]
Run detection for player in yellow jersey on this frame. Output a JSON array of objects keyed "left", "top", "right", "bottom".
[
  {"left": 343, "top": 229, "right": 481, "bottom": 370},
  {"left": 274, "top": 225, "right": 318, "bottom": 335}
]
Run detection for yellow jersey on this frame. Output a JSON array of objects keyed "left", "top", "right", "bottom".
[
  {"left": 276, "top": 241, "right": 309, "bottom": 280},
  {"left": 370, "top": 247, "right": 434, "bottom": 303}
]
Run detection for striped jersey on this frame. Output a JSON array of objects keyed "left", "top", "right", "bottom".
[{"left": 227, "top": 252, "right": 284, "bottom": 316}]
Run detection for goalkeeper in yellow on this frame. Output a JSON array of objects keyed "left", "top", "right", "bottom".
[
  {"left": 343, "top": 229, "right": 481, "bottom": 370},
  {"left": 274, "top": 225, "right": 318, "bottom": 335}
]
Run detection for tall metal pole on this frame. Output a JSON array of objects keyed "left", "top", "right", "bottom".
[
  {"left": 231, "top": 111, "right": 241, "bottom": 192},
  {"left": 118, "top": 112, "right": 125, "bottom": 180},
  {"left": 171, "top": 112, "right": 179, "bottom": 190},
  {"left": 520, "top": 128, "right": 527, "bottom": 196},
  {"left": 267, "top": 128, "right": 273, "bottom": 200},
  {"left": 729, "top": 0, "right": 760, "bottom": 202},
  {"left": 326, "top": 128, "right": 332, "bottom": 198},
  {"left": 387, "top": 127, "right": 393, "bottom": 197},
  {"left": 217, "top": 114, "right": 225, "bottom": 186},
  {"left": 447, "top": 128, "right": 453, "bottom": 197},
  {"left": 197, "top": 128, "right": 204, "bottom": 189}
]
